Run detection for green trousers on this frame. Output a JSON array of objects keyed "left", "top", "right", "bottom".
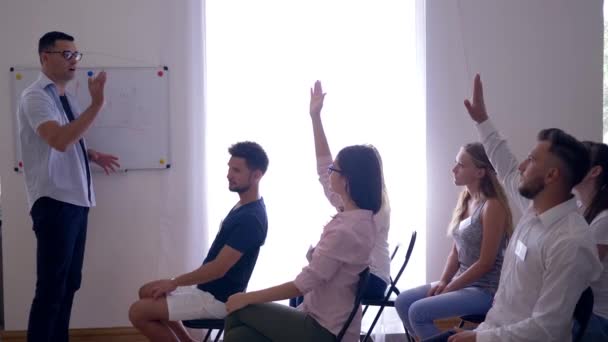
[{"left": 223, "top": 302, "right": 336, "bottom": 342}]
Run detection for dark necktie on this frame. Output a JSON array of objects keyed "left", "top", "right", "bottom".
[{"left": 59, "top": 95, "right": 92, "bottom": 204}]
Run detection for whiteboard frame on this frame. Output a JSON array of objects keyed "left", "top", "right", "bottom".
[{"left": 9, "top": 65, "right": 172, "bottom": 173}]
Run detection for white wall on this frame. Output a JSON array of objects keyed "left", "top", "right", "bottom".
[
  {"left": 426, "top": 0, "right": 604, "bottom": 281},
  {"left": 0, "top": 0, "right": 207, "bottom": 330}
]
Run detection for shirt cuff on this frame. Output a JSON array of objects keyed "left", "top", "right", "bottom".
[
  {"left": 293, "top": 272, "right": 310, "bottom": 294},
  {"left": 475, "top": 329, "right": 494, "bottom": 342},
  {"left": 476, "top": 118, "right": 497, "bottom": 142}
]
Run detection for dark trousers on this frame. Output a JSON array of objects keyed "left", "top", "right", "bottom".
[
  {"left": 27, "top": 197, "right": 89, "bottom": 342},
  {"left": 289, "top": 273, "right": 388, "bottom": 307},
  {"left": 224, "top": 303, "right": 336, "bottom": 342}
]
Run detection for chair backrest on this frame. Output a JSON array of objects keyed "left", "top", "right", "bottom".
[
  {"left": 390, "top": 244, "right": 400, "bottom": 261},
  {"left": 573, "top": 287, "right": 594, "bottom": 342},
  {"left": 336, "top": 267, "right": 370, "bottom": 342},
  {"left": 384, "top": 231, "right": 417, "bottom": 300}
]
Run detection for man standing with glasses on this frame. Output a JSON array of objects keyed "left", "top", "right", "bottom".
[{"left": 18, "top": 31, "right": 119, "bottom": 341}]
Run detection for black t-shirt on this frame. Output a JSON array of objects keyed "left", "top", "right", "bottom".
[{"left": 197, "top": 198, "right": 267, "bottom": 302}]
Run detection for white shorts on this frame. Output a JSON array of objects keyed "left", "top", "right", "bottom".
[{"left": 166, "top": 286, "right": 227, "bottom": 321}]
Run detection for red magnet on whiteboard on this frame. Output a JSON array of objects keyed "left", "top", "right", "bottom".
[
  {"left": 157, "top": 71, "right": 164, "bottom": 77},
  {"left": 19, "top": 161, "right": 23, "bottom": 167}
]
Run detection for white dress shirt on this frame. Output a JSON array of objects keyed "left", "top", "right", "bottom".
[
  {"left": 589, "top": 209, "right": 608, "bottom": 318},
  {"left": 18, "top": 73, "right": 94, "bottom": 209},
  {"left": 474, "top": 119, "right": 602, "bottom": 342}
]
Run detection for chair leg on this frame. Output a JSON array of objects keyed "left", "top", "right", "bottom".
[
  {"left": 405, "top": 328, "right": 414, "bottom": 342},
  {"left": 363, "top": 306, "right": 385, "bottom": 342},
  {"left": 213, "top": 329, "right": 223, "bottom": 342},
  {"left": 362, "top": 305, "right": 369, "bottom": 317},
  {"left": 203, "top": 328, "right": 213, "bottom": 342}
]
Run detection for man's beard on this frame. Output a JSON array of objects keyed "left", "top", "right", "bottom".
[
  {"left": 229, "top": 184, "right": 250, "bottom": 194},
  {"left": 518, "top": 176, "right": 545, "bottom": 199}
]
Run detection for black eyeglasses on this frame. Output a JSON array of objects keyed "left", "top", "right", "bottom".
[
  {"left": 44, "top": 50, "right": 83, "bottom": 61},
  {"left": 327, "top": 164, "right": 343, "bottom": 175}
]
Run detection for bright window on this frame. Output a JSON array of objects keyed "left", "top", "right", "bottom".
[{"left": 204, "top": 0, "right": 426, "bottom": 309}]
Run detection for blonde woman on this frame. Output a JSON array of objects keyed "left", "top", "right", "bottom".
[{"left": 395, "top": 143, "right": 512, "bottom": 339}]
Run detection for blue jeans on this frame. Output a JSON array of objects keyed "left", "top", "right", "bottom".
[
  {"left": 574, "top": 313, "right": 608, "bottom": 341},
  {"left": 27, "top": 197, "right": 89, "bottom": 342},
  {"left": 394, "top": 283, "right": 493, "bottom": 339}
]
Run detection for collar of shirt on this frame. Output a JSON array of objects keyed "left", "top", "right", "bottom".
[
  {"left": 592, "top": 209, "right": 608, "bottom": 224},
  {"left": 35, "top": 72, "right": 56, "bottom": 90},
  {"left": 533, "top": 197, "right": 579, "bottom": 228},
  {"left": 35, "top": 72, "right": 74, "bottom": 99}
]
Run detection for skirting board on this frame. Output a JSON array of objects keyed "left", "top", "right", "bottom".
[{"left": 0, "top": 327, "right": 146, "bottom": 342}]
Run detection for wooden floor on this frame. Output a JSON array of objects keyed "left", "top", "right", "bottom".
[
  {"left": 435, "top": 317, "right": 464, "bottom": 330},
  {"left": 0, "top": 318, "right": 467, "bottom": 342},
  {"left": 0, "top": 327, "right": 147, "bottom": 342}
]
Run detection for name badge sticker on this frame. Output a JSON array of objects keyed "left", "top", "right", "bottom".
[{"left": 515, "top": 239, "right": 527, "bottom": 261}]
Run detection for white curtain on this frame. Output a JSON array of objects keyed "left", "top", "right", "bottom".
[{"left": 203, "top": 0, "right": 427, "bottom": 337}]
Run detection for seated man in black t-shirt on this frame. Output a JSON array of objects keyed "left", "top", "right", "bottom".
[{"left": 129, "top": 141, "right": 269, "bottom": 342}]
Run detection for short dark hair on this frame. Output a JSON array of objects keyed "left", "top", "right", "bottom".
[
  {"left": 228, "top": 141, "right": 269, "bottom": 174},
  {"left": 336, "top": 145, "right": 383, "bottom": 214},
  {"left": 537, "top": 128, "right": 590, "bottom": 189},
  {"left": 38, "top": 31, "right": 74, "bottom": 54}
]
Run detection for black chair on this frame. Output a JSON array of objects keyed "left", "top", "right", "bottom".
[
  {"left": 360, "top": 243, "right": 400, "bottom": 321},
  {"left": 389, "top": 243, "right": 400, "bottom": 262},
  {"left": 183, "top": 269, "right": 374, "bottom": 342},
  {"left": 182, "top": 319, "right": 225, "bottom": 342},
  {"left": 336, "top": 267, "right": 371, "bottom": 342},
  {"left": 361, "top": 231, "right": 417, "bottom": 342},
  {"left": 457, "top": 286, "right": 594, "bottom": 342},
  {"left": 458, "top": 314, "right": 485, "bottom": 328},
  {"left": 573, "top": 287, "right": 594, "bottom": 342}
]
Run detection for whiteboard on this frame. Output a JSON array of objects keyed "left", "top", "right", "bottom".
[{"left": 10, "top": 66, "right": 171, "bottom": 172}]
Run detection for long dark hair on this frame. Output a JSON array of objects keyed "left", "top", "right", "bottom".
[
  {"left": 582, "top": 141, "right": 608, "bottom": 223},
  {"left": 335, "top": 145, "right": 383, "bottom": 214}
]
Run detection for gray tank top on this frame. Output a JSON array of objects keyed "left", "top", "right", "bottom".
[{"left": 452, "top": 200, "right": 506, "bottom": 295}]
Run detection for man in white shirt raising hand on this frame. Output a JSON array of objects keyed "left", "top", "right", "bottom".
[{"left": 431, "top": 74, "right": 602, "bottom": 342}]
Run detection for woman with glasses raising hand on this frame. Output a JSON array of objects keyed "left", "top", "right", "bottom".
[
  {"left": 223, "top": 81, "right": 384, "bottom": 342},
  {"left": 287, "top": 81, "right": 392, "bottom": 311},
  {"left": 308, "top": 80, "right": 392, "bottom": 301}
]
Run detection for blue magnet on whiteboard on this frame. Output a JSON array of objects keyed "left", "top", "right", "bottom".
[{"left": 87, "top": 70, "right": 94, "bottom": 77}]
